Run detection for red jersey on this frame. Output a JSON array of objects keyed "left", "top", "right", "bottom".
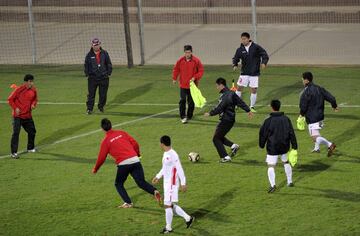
[
  {"left": 8, "top": 84, "right": 38, "bottom": 119},
  {"left": 172, "top": 55, "right": 204, "bottom": 89},
  {"left": 93, "top": 130, "right": 140, "bottom": 173}
]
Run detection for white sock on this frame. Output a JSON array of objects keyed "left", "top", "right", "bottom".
[
  {"left": 224, "top": 155, "right": 231, "bottom": 160},
  {"left": 314, "top": 142, "right": 320, "bottom": 151},
  {"left": 165, "top": 208, "right": 173, "bottom": 230},
  {"left": 284, "top": 163, "right": 292, "bottom": 184},
  {"left": 231, "top": 143, "right": 239, "bottom": 149},
  {"left": 316, "top": 136, "right": 332, "bottom": 148},
  {"left": 250, "top": 93, "right": 257, "bottom": 107},
  {"left": 267, "top": 167, "right": 276, "bottom": 187},
  {"left": 173, "top": 204, "right": 191, "bottom": 222},
  {"left": 235, "top": 90, "right": 242, "bottom": 98}
]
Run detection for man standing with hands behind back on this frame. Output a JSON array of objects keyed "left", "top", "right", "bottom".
[
  {"left": 172, "top": 45, "right": 204, "bottom": 124},
  {"left": 84, "top": 37, "right": 112, "bottom": 115}
]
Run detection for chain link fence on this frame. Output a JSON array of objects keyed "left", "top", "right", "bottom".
[{"left": 1, "top": 0, "right": 359, "bottom": 65}]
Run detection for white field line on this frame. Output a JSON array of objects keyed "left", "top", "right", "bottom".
[
  {"left": 0, "top": 108, "right": 178, "bottom": 159},
  {"left": 0, "top": 101, "right": 360, "bottom": 108}
]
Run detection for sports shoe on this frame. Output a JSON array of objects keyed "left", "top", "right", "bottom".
[
  {"left": 27, "top": 149, "right": 37, "bottom": 153},
  {"left": 181, "top": 118, "right": 188, "bottom": 124},
  {"left": 160, "top": 228, "right": 173, "bottom": 234},
  {"left": 86, "top": 110, "right": 92, "bottom": 115},
  {"left": 154, "top": 190, "right": 162, "bottom": 206},
  {"left": 186, "top": 216, "right": 195, "bottom": 228},
  {"left": 220, "top": 157, "right": 231, "bottom": 163},
  {"left": 311, "top": 149, "right": 320, "bottom": 153},
  {"left": 118, "top": 203, "right": 133, "bottom": 208},
  {"left": 287, "top": 183, "right": 294, "bottom": 187},
  {"left": 250, "top": 107, "right": 257, "bottom": 113},
  {"left": 10, "top": 153, "right": 19, "bottom": 159},
  {"left": 229, "top": 144, "right": 240, "bottom": 157},
  {"left": 268, "top": 185, "right": 276, "bottom": 193},
  {"left": 327, "top": 143, "right": 336, "bottom": 157}
]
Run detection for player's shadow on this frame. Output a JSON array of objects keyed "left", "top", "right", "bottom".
[
  {"left": 37, "top": 121, "right": 94, "bottom": 146},
  {"left": 106, "top": 82, "right": 154, "bottom": 110},
  {"left": 257, "top": 80, "right": 303, "bottom": 104}
]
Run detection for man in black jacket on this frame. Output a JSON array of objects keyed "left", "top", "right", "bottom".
[
  {"left": 232, "top": 32, "right": 269, "bottom": 112},
  {"left": 84, "top": 38, "right": 112, "bottom": 114},
  {"left": 299, "top": 72, "right": 338, "bottom": 157},
  {"left": 259, "top": 100, "right": 297, "bottom": 193},
  {"left": 205, "top": 78, "right": 253, "bottom": 163}
]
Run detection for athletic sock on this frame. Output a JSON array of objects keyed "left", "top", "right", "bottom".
[
  {"left": 284, "top": 163, "right": 292, "bottom": 184},
  {"left": 250, "top": 93, "right": 257, "bottom": 107},
  {"left": 268, "top": 167, "right": 276, "bottom": 187},
  {"left": 165, "top": 208, "right": 173, "bottom": 230},
  {"left": 316, "top": 136, "right": 332, "bottom": 148},
  {"left": 235, "top": 90, "right": 242, "bottom": 98},
  {"left": 173, "top": 204, "right": 191, "bottom": 222}
]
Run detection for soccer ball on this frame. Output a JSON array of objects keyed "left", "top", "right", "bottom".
[{"left": 188, "top": 152, "right": 200, "bottom": 162}]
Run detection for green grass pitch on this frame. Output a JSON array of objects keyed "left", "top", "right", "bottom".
[{"left": 0, "top": 65, "right": 359, "bottom": 235}]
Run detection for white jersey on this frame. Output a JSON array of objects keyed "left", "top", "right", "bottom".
[{"left": 156, "top": 149, "right": 186, "bottom": 186}]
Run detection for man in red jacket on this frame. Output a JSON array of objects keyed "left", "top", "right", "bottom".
[
  {"left": 92, "top": 118, "right": 162, "bottom": 208},
  {"left": 172, "top": 45, "right": 204, "bottom": 124},
  {"left": 8, "top": 74, "right": 38, "bottom": 159}
]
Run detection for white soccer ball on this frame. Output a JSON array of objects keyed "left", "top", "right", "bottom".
[{"left": 188, "top": 152, "right": 200, "bottom": 162}]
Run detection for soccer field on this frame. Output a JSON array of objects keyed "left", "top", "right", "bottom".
[{"left": 0, "top": 65, "right": 359, "bottom": 235}]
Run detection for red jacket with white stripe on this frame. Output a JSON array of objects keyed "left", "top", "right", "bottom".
[
  {"left": 93, "top": 130, "right": 140, "bottom": 173},
  {"left": 172, "top": 55, "right": 204, "bottom": 89},
  {"left": 8, "top": 84, "right": 38, "bottom": 119}
]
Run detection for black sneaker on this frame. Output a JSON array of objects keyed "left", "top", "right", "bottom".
[
  {"left": 186, "top": 216, "right": 195, "bottom": 228},
  {"left": 229, "top": 144, "right": 240, "bottom": 157},
  {"left": 268, "top": 185, "right": 276, "bottom": 193},
  {"left": 287, "top": 183, "right": 294, "bottom": 187},
  {"left": 160, "top": 228, "right": 173, "bottom": 234},
  {"left": 86, "top": 110, "right": 92, "bottom": 115}
]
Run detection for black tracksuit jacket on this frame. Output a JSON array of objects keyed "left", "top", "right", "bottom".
[
  {"left": 299, "top": 82, "right": 337, "bottom": 124},
  {"left": 210, "top": 87, "right": 250, "bottom": 122},
  {"left": 259, "top": 112, "right": 298, "bottom": 155},
  {"left": 232, "top": 41, "right": 269, "bottom": 76},
  {"left": 84, "top": 48, "right": 112, "bottom": 80}
]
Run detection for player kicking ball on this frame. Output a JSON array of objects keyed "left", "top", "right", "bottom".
[{"left": 152, "top": 135, "right": 194, "bottom": 234}]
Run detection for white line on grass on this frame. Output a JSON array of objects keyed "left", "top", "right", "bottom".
[
  {"left": 1, "top": 101, "right": 360, "bottom": 108},
  {"left": 0, "top": 108, "right": 178, "bottom": 159}
]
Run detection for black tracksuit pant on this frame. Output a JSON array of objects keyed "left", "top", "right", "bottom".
[
  {"left": 115, "top": 162, "right": 157, "bottom": 204},
  {"left": 11, "top": 117, "right": 36, "bottom": 154},
  {"left": 86, "top": 77, "right": 109, "bottom": 111},
  {"left": 179, "top": 88, "right": 195, "bottom": 119},
  {"left": 213, "top": 120, "right": 234, "bottom": 159}
]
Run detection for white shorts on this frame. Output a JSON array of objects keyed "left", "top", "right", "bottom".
[
  {"left": 266, "top": 154, "right": 288, "bottom": 165},
  {"left": 308, "top": 121, "right": 323, "bottom": 136},
  {"left": 237, "top": 75, "right": 259, "bottom": 88},
  {"left": 163, "top": 183, "right": 179, "bottom": 206}
]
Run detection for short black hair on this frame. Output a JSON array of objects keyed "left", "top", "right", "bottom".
[
  {"left": 241, "top": 32, "right": 250, "bottom": 38},
  {"left": 160, "top": 135, "right": 171, "bottom": 146},
  {"left": 302, "top": 72, "right": 313, "bottom": 82},
  {"left": 215, "top": 77, "right": 227, "bottom": 86},
  {"left": 184, "top": 45, "right": 192, "bottom": 52},
  {"left": 24, "top": 74, "right": 34, "bottom": 81},
  {"left": 271, "top": 100, "right": 281, "bottom": 111},
  {"left": 101, "top": 118, "right": 112, "bottom": 131}
]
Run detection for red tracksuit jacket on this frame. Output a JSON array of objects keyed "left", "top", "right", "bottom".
[
  {"left": 172, "top": 55, "right": 204, "bottom": 89},
  {"left": 93, "top": 130, "right": 140, "bottom": 173},
  {"left": 8, "top": 84, "right": 38, "bottom": 119}
]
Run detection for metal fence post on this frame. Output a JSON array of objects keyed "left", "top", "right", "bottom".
[
  {"left": 251, "top": 0, "right": 257, "bottom": 43},
  {"left": 27, "top": 0, "right": 36, "bottom": 64},
  {"left": 136, "top": 0, "right": 145, "bottom": 65}
]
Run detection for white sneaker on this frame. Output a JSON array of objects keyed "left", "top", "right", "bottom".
[
  {"left": 27, "top": 149, "right": 37, "bottom": 153},
  {"left": 181, "top": 118, "right": 188, "bottom": 124}
]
